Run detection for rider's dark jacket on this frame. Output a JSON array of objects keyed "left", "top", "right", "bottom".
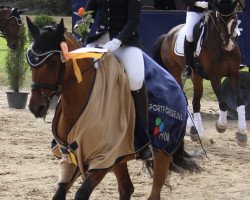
[
  {"left": 184, "top": 0, "right": 213, "bottom": 12},
  {"left": 86, "top": 0, "right": 142, "bottom": 49}
]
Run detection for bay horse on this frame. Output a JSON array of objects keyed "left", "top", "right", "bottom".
[
  {"left": 0, "top": 6, "right": 26, "bottom": 49},
  {"left": 153, "top": 2, "right": 248, "bottom": 146},
  {"left": 26, "top": 16, "right": 188, "bottom": 200}
]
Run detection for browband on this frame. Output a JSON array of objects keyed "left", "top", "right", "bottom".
[{"left": 26, "top": 44, "right": 61, "bottom": 68}]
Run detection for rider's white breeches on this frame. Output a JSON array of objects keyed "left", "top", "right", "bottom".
[
  {"left": 87, "top": 32, "right": 144, "bottom": 91},
  {"left": 185, "top": 11, "right": 205, "bottom": 42}
]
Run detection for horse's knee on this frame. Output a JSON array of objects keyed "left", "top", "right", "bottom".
[
  {"left": 75, "top": 180, "right": 93, "bottom": 200},
  {"left": 75, "top": 170, "right": 108, "bottom": 200},
  {"left": 113, "top": 163, "right": 134, "bottom": 200}
]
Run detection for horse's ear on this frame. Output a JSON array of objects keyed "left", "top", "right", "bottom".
[
  {"left": 10, "top": 8, "right": 18, "bottom": 16},
  {"left": 56, "top": 18, "right": 65, "bottom": 37},
  {"left": 26, "top": 16, "right": 40, "bottom": 40},
  {"left": 18, "top": 9, "right": 28, "bottom": 15}
]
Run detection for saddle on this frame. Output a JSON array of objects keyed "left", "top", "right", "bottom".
[{"left": 174, "top": 13, "right": 210, "bottom": 79}]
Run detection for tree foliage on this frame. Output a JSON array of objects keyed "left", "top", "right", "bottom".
[
  {"left": 1, "top": 0, "right": 73, "bottom": 16},
  {"left": 4, "top": 26, "right": 28, "bottom": 92}
]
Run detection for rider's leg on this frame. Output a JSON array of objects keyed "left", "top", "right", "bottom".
[
  {"left": 131, "top": 81, "right": 152, "bottom": 160},
  {"left": 183, "top": 37, "right": 194, "bottom": 78},
  {"left": 183, "top": 11, "right": 205, "bottom": 78},
  {"left": 114, "top": 46, "right": 152, "bottom": 160}
]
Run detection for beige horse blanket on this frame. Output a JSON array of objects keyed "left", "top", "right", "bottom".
[{"left": 55, "top": 53, "right": 135, "bottom": 181}]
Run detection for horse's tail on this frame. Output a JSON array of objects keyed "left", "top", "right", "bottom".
[{"left": 152, "top": 34, "right": 166, "bottom": 67}]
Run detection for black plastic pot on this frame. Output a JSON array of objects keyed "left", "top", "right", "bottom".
[{"left": 6, "top": 92, "right": 29, "bottom": 109}]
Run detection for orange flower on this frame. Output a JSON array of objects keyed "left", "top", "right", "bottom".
[{"left": 78, "top": 7, "right": 85, "bottom": 17}]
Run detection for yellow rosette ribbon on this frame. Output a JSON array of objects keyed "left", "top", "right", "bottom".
[{"left": 60, "top": 42, "right": 106, "bottom": 83}]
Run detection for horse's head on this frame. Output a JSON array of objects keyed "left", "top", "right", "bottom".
[
  {"left": 0, "top": 6, "right": 26, "bottom": 49},
  {"left": 26, "top": 16, "right": 66, "bottom": 118},
  {"left": 214, "top": 0, "right": 238, "bottom": 51}
]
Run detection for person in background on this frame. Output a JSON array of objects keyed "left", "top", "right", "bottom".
[{"left": 85, "top": 0, "right": 152, "bottom": 161}]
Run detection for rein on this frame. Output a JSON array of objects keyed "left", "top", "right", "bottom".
[{"left": 209, "top": 10, "right": 236, "bottom": 42}]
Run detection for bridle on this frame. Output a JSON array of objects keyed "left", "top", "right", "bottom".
[
  {"left": 209, "top": 9, "right": 237, "bottom": 46},
  {"left": 27, "top": 45, "right": 66, "bottom": 106},
  {"left": 0, "top": 10, "right": 23, "bottom": 40},
  {"left": 27, "top": 43, "right": 99, "bottom": 107}
]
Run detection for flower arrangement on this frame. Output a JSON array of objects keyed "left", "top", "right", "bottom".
[{"left": 73, "top": 7, "right": 94, "bottom": 40}]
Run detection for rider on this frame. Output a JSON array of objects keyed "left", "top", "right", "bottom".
[
  {"left": 85, "top": 0, "right": 152, "bottom": 160},
  {"left": 182, "top": 0, "right": 213, "bottom": 79}
]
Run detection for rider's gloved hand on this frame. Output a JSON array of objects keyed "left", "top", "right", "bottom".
[
  {"left": 195, "top": 1, "right": 209, "bottom": 9},
  {"left": 103, "top": 38, "right": 122, "bottom": 52}
]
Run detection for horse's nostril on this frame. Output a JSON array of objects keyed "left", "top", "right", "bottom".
[
  {"left": 38, "top": 105, "right": 46, "bottom": 113},
  {"left": 29, "top": 104, "right": 47, "bottom": 118}
]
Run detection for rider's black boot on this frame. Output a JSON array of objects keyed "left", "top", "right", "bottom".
[
  {"left": 182, "top": 38, "right": 194, "bottom": 79},
  {"left": 132, "top": 82, "right": 153, "bottom": 161}
]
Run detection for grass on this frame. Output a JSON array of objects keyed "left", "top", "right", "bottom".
[
  {"left": 0, "top": 38, "right": 8, "bottom": 85},
  {"left": 184, "top": 78, "right": 217, "bottom": 102}
]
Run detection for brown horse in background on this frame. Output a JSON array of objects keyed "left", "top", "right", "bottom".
[
  {"left": 26, "top": 17, "right": 173, "bottom": 200},
  {"left": 153, "top": 3, "right": 248, "bottom": 146},
  {"left": 0, "top": 6, "right": 26, "bottom": 49}
]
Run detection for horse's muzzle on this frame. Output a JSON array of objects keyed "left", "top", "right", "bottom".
[{"left": 29, "top": 95, "right": 48, "bottom": 118}]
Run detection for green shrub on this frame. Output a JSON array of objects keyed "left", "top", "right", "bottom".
[
  {"left": 34, "top": 14, "right": 54, "bottom": 28},
  {"left": 4, "top": 25, "right": 28, "bottom": 92},
  {"left": 1, "top": 0, "right": 73, "bottom": 15},
  {"left": 28, "top": 14, "right": 55, "bottom": 43}
]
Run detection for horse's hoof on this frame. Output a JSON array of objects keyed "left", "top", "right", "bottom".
[
  {"left": 215, "top": 121, "right": 227, "bottom": 133},
  {"left": 190, "top": 126, "right": 199, "bottom": 142},
  {"left": 236, "top": 130, "right": 248, "bottom": 147}
]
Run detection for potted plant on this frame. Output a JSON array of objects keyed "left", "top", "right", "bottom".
[{"left": 4, "top": 25, "right": 29, "bottom": 109}]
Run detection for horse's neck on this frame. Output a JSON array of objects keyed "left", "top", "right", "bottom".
[
  {"left": 55, "top": 32, "right": 96, "bottom": 144},
  {"left": 206, "top": 15, "right": 222, "bottom": 49}
]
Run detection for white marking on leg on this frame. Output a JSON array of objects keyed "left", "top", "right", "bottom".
[
  {"left": 218, "top": 110, "right": 227, "bottom": 126},
  {"left": 194, "top": 112, "right": 204, "bottom": 137},
  {"left": 237, "top": 105, "right": 246, "bottom": 130}
]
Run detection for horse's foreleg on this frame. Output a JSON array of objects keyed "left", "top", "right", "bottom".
[
  {"left": 148, "top": 151, "right": 171, "bottom": 200},
  {"left": 210, "top": 79, "right": 228, "bottom": 133},
  {"left": 75, "top": 168, "right": 109, "bottom": 200},
  {"left": 52, "top": 154, "right": 81, "bottom": 200},
  {"left": 190, "top": 75, "right": 204, "bottom": 138},
  {"left": 229, "top": 75, "right": 247, "bottom": 146},
  {"left": 53, "top": 169, "right": 81, "bottom": 200},
  {"left": 113, "top": 162, "right": 134, "bottom": 200}
]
